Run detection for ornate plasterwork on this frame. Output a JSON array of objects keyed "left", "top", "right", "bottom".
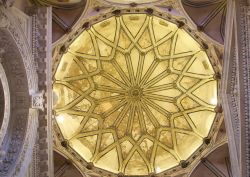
[
  {"left": 0, "top": 6, "right": 38, "bottom": 92},
  {"left": 0, "top": 61, "right": 10, "bottom": 150},
  {"left": 11, "top": 7, "right": 32, "bottom": 43},
  {"left": 103, "top": 0, "right": 161, "bottom": 4},
  {"left": 53, "top": 8, "right": 222, "bottom": 177},
  {"left": 229, "top": 47, "right": 240, "bottom": 148},
  {"left": 12, "top": 110, "right": 38, "bottom": 177},
  {"left": 0, "top": 0, "right": 15, "bottom": 8},
  {"left": 33, "top": 0, "right": 86, "bottom": 8},
  {"left": 30, "top": 7, "right": 54, "bottom": 177},
  {"left": 220, "top": 2, "right": 241, "bottom": 175},
  {"left": 221, "top": 1, "right": 250, "bottom": 177},
  {"left": 0, "top": 5, "right": 39, "bottom": 177},
  {"left": 31, "top": 91, "right": 45, "bottom": 111},
  {"left": 237, "top": 2, "right": 250, "bottom": 176}
]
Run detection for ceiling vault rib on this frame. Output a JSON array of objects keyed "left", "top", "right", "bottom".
[
  {"left": 52, "top": 12, "right": 69, "bottom": 31},
  {"left": 53, "top": 12, "right": 219, "bottom": 176},
  {"left": 54, "top": 162, "right": 71, "bottom": 177},
  {"left": 202, "top": 159, "right": 227, "bottom": 177},
  {"left": 225, "top": 157, "right": 233, "bottom": 177}
]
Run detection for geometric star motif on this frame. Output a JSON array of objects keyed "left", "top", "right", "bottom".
[{"left": 53, "top": 14, "right": 217, "bottom": 175}]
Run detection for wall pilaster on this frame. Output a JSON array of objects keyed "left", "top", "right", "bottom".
[
  {"left": 30, "top": 7, "right": 54, "bottom": 177},
  {"left": 222, "top": 0, "right": 250, "bottom": 176},
  {"left": 235, "top": 1, "right": 250, "bottom": 176}
]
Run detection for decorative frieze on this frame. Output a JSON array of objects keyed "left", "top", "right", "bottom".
[
  {"left": 0, "top": 6, "right": 38, "bottom": 92},
  {"left": 0, "top": 61, "right": 10, "bottom": 153},
  {"left": 11, "top": 7, "right": 32, "bottom": 45},
  {"left": 237, "top": 2, "right": 250, "bottom": 176},
  {"left": 230, "top": 47, "right": 240, "bottom": 155},
  {"left": 0, "top": 5, "right": 39, "bottom": 177},
  {"left": 31, "top": 6, "right": 54, "bottom": 177},
  {"left": 0, "top": 0, "right": 15, "bottom": 8},
  {"left": 222, "top": 1, "right": 250, "bottom": 176}
]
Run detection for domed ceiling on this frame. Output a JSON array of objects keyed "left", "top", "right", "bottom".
[{"left": 53, "top": 13, "right": 218, "bottom": 176}]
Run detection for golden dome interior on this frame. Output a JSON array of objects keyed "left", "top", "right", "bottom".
[
  {"left": 53, "top": 14, "right": 217, "bottom": 176},
  {"left": 104, "top": 0, "right": 160, "bottom": 3}
]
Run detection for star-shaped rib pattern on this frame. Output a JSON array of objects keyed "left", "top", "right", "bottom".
[{"left": 54, "top": 14, "right": 217, "bottom": 175}]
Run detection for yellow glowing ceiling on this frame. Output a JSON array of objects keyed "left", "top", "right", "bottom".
[
  {"left": 43, "top": 0, "right": 82, "bottom": 5},
  {"left": 105, "top": 0, "right": 159, "bottom": 3},
  {"left": 53, "top": 14, "right": 217, "bottom": 175}
]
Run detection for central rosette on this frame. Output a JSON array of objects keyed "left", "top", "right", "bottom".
[{"left": 128, "top": 87, "right": 143, "bottom": 101}]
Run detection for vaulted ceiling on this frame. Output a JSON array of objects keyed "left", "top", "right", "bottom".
[
  {"left": 190, "top": 144, "right": 232, "bottom": 177},
  {"left": 182, "top": 0, "right": 227, "bottom": 44},
  {"left": 53, "top": 13, "right": 218, "bottom": 176},
  {"left": 31, "top": 0, "right": 230, "bottom": 176},
  {"left": 54, "top": 151, "right": 83, "bottom": 177}
]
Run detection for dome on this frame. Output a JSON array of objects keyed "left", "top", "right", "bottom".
[{"left": 53, "top": 13, "right": 217, "bottom": 176}]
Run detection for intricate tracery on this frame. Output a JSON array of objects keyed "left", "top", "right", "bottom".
[{"left": 53, "top": 14, "right": 217, "bottom": 175}]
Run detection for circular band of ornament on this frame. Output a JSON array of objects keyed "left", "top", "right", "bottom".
[
  {"left": 104, "top": 0, "right": 160, "bottom": 4},
  {"left": 53, "top": 12, "right": 219, "bottom": 176},
  {"left": 0, "top": 62, "right": 10, "bottom": 147},
  {"left": 34, "top": 0, "right": 85, "bottom": 8}
]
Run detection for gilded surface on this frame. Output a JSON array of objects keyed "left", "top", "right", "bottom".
[
  {"left": 104, "top": 0, "right": 160, "bottom": 3},
  {"left": 53, "top": 14, "right": 217, "bottom": 175}
]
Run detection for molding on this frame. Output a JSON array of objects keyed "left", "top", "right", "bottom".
[
  {"left": 0, "top": 6, "right": 38, "bottom": 92},
  {"left": 221, "top": 1, "right": 241, "bottom": 177},
  {"left": 222, "top": 0, "right": 250, "bottom": 176},
  {"left": 30, "top": 6, "right": 54, "bottom": 177},
  {"left": 10, "top": 7, "right": 32, "bottom": 46},
  {"left": 235, "top": 2, "right": 250, "bottom": 176},
  {"left": 12, "top": 110, "right": 38, "bottom": 177},
  {"left": 0, "top": 0, "right": 15, "bottom": 8},
  {"left": 31, "top": 91, "right": 45, "bottom": 111},
  {"left": 0, "top": 61, "right": 10, "bottom": 149}
]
